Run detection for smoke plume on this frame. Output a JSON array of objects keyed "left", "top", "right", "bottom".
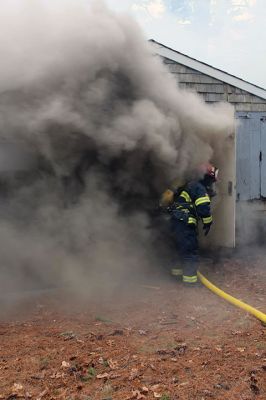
[{"left": 0, "top": 0, "right": 234, "bottom": 297}]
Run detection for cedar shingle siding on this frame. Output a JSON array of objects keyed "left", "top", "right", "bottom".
[{"left": 163, "top": 57, "right": 266, "bottom": 112}]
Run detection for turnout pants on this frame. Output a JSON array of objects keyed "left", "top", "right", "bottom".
[{"left": 171, "top": 220, "right": 199, "bottom": 284}]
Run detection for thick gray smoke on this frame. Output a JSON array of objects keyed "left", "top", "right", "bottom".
[{"left": 0, "top": 0, "right": 234, "bottom": 297}]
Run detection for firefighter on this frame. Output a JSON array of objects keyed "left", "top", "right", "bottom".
[{"left": 161, "top": 163, "right": 218, "bottom": 286}]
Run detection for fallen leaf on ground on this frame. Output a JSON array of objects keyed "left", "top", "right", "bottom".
[
  {"left": 50, "top": 372, "right": 66, "bottom": 379},
  {"left": 11, "top": 383, "right": 24, "bottom": 393},
  {"left": 138, "top": 330, "right": 147, "bottom": 335},
  {"left": 110, "top": 373, "right": 122, "bottom": 379},
  {"left": 132, "top": 390, "right": 146, "bottom": 399},
  {"left": 96, "top": 373, "right": 109, "bottom": 379},
  {"left": 61, "top": 361, "right": 70, "bottom": 368},
  {"left": 108, "top": 358, "right": 119, "bottom": 369},
  {"left": 36, "top": 389, "right": 48, "bottom": 400}
]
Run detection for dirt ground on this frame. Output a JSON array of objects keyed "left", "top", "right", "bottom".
[{"left": 0, "top": 258, "right": 265, "bottom": 400}]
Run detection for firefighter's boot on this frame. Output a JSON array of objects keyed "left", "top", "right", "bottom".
[
  {"left": 171, "top": 268, "right": 183, "bottom": 280},
  {"left": 182, "top": 259, "right": 200, "bottom": 287}
]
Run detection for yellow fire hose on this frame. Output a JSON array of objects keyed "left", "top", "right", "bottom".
[{"left": 197, "top": 271, "right": 266, "bottom": 324}]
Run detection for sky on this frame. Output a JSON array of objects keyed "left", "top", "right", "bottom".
[{"left": 105, "top": 0, "right": 266, "bottom": 89}]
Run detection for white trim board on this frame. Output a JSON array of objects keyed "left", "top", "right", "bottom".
[{"left": 150, "top": 40, "right": 266, "bottom": 101}]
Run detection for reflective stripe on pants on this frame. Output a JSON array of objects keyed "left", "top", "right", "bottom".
[
  {"left": 183, "top": 275, "right": 198, "bottom": 283},
  {"left": 171, "top": 268, "right": 183, "bottom": 276}
]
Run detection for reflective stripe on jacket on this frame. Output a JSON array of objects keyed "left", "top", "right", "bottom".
[{"left": 172, "top": 181, "right": 212, "bottom": 226}]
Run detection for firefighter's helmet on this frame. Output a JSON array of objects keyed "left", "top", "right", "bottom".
[{"left": 199, "top": 162, "right": 218, "bottom": 182}]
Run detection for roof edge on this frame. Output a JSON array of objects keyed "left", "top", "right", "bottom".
[{"left": 149, "top": 39, "right": 266, "bottom": 101}]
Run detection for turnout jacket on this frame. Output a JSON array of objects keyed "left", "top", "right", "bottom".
[{"left": 171, "top": 181, "right": 213, "bottom": 227}]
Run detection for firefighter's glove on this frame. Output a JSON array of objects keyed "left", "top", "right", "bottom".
[
  {"left": 207, "top": 186, "right": 217, "bottom": 198},
  {"left": 203, "top": 224, "right": 211, "bottom": 236}
]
